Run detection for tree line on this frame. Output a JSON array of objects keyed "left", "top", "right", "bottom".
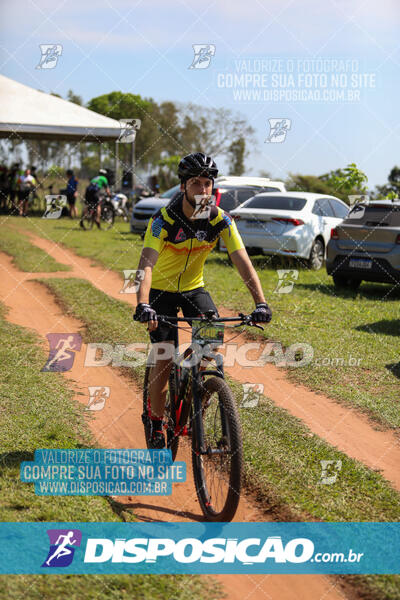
[
  {"left": 0, "top": 89, "right": 254, "bottom": 190},
  {"left": 0, "top": 88, "right": 398, "bottom": 201}
]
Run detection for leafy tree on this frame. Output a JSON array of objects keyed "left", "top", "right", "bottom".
[
  {"left": 227, "top": 137, "right": 246, "bottom": 176},
  {"left": 178, "top": 103, "right": 256, "bottom": 157},
  {"left": 374, "top": 166, "right": 400, "bottom": 199},
  {"left": 286, "top": 174, "right": 338, "bottom": 195},
  {"left": 156, "top": 155, "right": 181, "bottom": 190},
  {"left": 67, "top": 89, "right": 83, "bottom": 105},
  {"left": 320, "top": 163, "right": 368, "bottom": 201},
  {"left": 87, "top": 91, "right": 160, "bottom": 171},
  {"left": 286, "top": 164, "right": 368, "bottom": 203}
]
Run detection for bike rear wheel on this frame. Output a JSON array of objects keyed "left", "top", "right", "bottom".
[
  {"left": 142, "top": 366, "right": 179, "bottom": 461},
  {"left": 191, "top": 376, "right": 242, "bottom": 522},
  {"left": 80, "top": 214, "right": 94, "bottom": 230}
]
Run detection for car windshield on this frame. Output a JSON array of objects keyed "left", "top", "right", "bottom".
[
  {"left": 161, "top": 184, "right": 180, "bottom": 199},
  {"left": 242, "top": 195, "right": 307, "bottom": 211}
]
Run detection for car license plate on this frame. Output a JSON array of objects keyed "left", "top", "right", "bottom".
[{"left": 349, "top": 258, "right": 372, "bottom": 269}]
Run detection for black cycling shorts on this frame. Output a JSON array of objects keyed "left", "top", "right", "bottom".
[
  {"left": 148, "top": 287, "right": 219, "bottom": 344},
  {"left": 66, "top": 192, "right": 76, "bottom": 206},
  {"left": 85, "top": 189, "right": 101, "bottom": 208}
]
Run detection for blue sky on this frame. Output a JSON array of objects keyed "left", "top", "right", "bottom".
[{"left": 1, "top": 0, "right": 399, "bottom": 188}]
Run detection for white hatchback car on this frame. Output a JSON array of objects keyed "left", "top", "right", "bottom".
[{"left": 231, "top": 192, "right": 349, "bottom": 269}]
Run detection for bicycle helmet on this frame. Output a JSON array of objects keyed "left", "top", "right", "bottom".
[
  {"left": 99, "top": 169, "right": 108, "bottom": 176},
  {"left": 178, "top": 153, "right": 218, "bottom": 182}
]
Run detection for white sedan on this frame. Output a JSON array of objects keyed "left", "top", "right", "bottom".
[{"left": 230, "top": 192, "right": 349, "bottom": 269}]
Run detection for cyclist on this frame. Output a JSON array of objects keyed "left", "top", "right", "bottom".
[
  {"left": 80, "top": 168, "right": 110, "bottom": 229},
  {"left": 133, "top": 152, "right": 272, "bottom": 449}
]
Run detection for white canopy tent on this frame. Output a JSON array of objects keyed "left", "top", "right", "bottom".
[
  {"left": 0, "top": 75, "right": 140, "bottom": 187},
  {"left": 0, "top": 74, "right": 121, "bottom": 142}
]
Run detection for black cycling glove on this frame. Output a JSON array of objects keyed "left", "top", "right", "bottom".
[
  {"left": 251, "top": 302, "right": 272, "bottom": 323},
  {"left": 133, "top": 303, "right": 157, "bottom": 323}
]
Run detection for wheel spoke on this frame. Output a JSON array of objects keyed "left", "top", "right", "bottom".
[{"left": 192, "top": 377, "right": 242, "bottom": 520}]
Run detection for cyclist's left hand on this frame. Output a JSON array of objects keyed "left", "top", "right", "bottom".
[{"left": 251, "top": 302, "right": 272, "bottom": 323}]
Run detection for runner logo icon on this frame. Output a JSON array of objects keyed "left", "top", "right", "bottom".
[
  {"left": 188, "top": 44, "right": 216, "bottom": 70},
  {"left": 42, "top": 529, "right": 82, "bottom": 568},
  {"left": 36, "top": 44, "right": 63, "bottom": 69},
  {"left": 86, "top": 386, "right": 110, "bottom": 411},
  {"left": 41, "top": 333, "right": 82, "bottom": 372},
  {"left": 265, "top": 118, "right": 291, "bottom": 143}
]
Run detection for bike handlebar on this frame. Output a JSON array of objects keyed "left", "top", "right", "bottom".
[
  {"left": 157, "top": 313, "right": 264, "bottom": 329},
  {"left": 158, "top": 315, "right": 244, "bottom": 323}
]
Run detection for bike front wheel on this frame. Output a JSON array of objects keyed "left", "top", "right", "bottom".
[
  {"left": 192, "top": 376, "right": 243, "bottom": 522},
  {"left": 100, "top": 202, "right": 115, "bottom": 229}
]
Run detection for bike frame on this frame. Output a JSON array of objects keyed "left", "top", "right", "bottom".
[{"left": 158, "top": 315, "right": 249, "bottom": 456}]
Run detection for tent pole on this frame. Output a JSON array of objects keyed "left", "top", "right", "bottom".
[
  {"left": 131, "top": 138, "right": 135, "bottom": 190},
  {"left": 115, "top": 141, "right": 119, "bottom": 191}
]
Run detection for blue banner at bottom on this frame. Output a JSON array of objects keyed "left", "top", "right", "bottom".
[{"left": 0, "top": 522, "right": 398, "bottom": 574}]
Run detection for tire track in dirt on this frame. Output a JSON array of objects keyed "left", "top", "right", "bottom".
[
  {"left": 0, "top": 249, "right": 350, "bottom": 600},
  {"left": 22, "top": 230, "right": 400, "bottom": 493}
]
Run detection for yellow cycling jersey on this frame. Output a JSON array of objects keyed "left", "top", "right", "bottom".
[{"left": 143, "top": 194, "right": 244, "bottom": 292}]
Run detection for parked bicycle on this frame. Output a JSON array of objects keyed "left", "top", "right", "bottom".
[
  {"left": 80, "top": 195, "right": 115, "bottom": 230},
  {"left": 142, "top": 311, "right": 264, "bottom": 522},
  {"left": 110, "top": 191, "right": 130, "bottom": 222}
]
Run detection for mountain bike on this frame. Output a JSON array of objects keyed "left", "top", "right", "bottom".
[
  {"left": 80, "top": 196, "right": 115, "bottom": 230},
  {"left": 142, "top": 311, "right": 264, "bottom": 522}
]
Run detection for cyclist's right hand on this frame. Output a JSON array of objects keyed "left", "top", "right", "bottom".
[{"left": 134, "top": 303, "right": 157, "bottom": 325}]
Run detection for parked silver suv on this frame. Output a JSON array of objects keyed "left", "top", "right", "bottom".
[{"left": 326, "top": 200, "right": 400, "bottom": 289}]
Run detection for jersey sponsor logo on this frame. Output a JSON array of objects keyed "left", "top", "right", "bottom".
[
  {"left": 195, "top": 230, "right": 207, "bottom": 242},
  {"left": 222, "top": 213, "right": 232, "bottom": 235},
  {"left": 222, "top": 213, "right": 232, "bottom": 226},
  {"left": 175, "top": 227, "right": 186, "bottom": 242},
  {"left": 151, "top": 216, "right": 164, "bottom": 238}
]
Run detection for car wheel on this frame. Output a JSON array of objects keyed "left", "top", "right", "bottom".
[
  {"left": 332, "top": 274, "right": 361, "bottom": 290},
  {"left": 308, "top": 238, "right": 325, "bottom": 270}
]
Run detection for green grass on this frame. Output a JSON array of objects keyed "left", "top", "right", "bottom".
[
  {"left": 0, "top": 575, "right": 219, "bottom": 600},
  {"left": 36, "top": 277, "right": 400, "bottom": 521},
  {"left": 0, "top": 224, "right": 70, "bottom": 272},
  {"left": 204, "top": 253, "right": 400, "bottom": 431},
  {"left": 4, "top": 214, "right": 142, "bottom": 273},
  {"left": 36, "top": 276, "right": 400, "bottom": 599},
  {"left": 8, "top": 216, "right": 400, "bottom": 430},
  {"left": 0, "top": 301, "right": 220, "bottom": 600}
]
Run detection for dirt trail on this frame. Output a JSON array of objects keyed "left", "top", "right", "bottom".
[
  {"left": 0, "top": 249, "right": 349, "bottom": 600},
  {"left": 23, "top": 230, "right": 400, "bottom": 492}
]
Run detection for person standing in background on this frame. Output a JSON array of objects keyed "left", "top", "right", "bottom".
[
  {"left": 17, "top": 168, "right": 36, "bottom": 217},
  {"left": 66, "top": 169, "right": 79, "bottom": 218},
  {"left": 30, "top": 166, "right": 41, "bottom": 210},
  {"left": 8, "top": 162, "right": 21, "bottom": 213},
  {"left": 0, "top": 165, "right": 8, "bottom": 212}
]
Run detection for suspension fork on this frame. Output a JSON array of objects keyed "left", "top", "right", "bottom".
[{"left": 191, "top": 363, "right": 207, "bottom": 454}]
